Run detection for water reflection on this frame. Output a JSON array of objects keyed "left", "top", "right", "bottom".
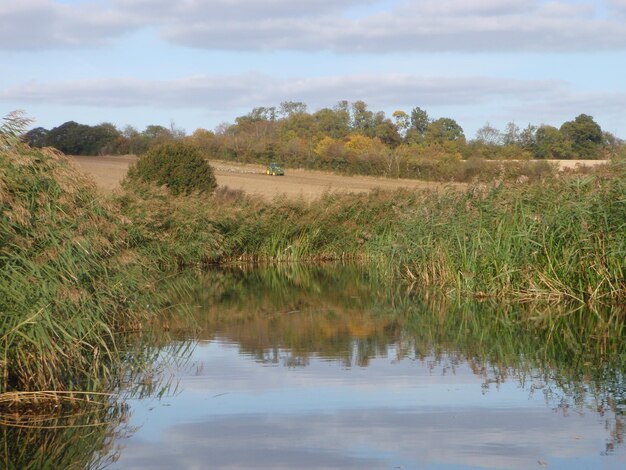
[
  {"left": 164, "top": 264, "right": 624, "bottom": 388},
  {"left": 115, "top": 264, "right": 625, "bottom": 469},
  {"left": 118, "top": 406, "right": 617, "bottom": 469},
  {"left": 3, "top": 264, "right": 624, "bottom": 469},
  {"left": 1, "top": 398, "right": 128, "bottom": 470}
]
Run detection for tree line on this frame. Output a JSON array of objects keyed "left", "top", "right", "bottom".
[
  {"left": 24, "top": 121, "right": 185, "bottom": 156},
  {"left": 25, "top": 102, "right": 624, "bottom": 179}
]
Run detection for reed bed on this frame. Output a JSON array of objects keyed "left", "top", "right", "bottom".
[
  {"left": 0, "top": 142, "right": 158, "bottom": 393},
  {"left": 121, "top": 159, "right": 625, "bottom": 304},
  {"left": 390, "top": 163, "right": 626, "bottom": 303}
]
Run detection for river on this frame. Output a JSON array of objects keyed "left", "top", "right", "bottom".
[{"left": 4, "top": 264, "right": 625, "bottom": 469}]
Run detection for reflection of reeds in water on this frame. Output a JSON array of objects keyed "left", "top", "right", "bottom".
[
  {"left": 163, "top": 265, "right": 625, "bottom": 379},
  {"left": 168, "top": 266, "right": 622, "bottom": 396},
  {"left": 0, "top": 391, "right": 130, "bottom": 470},
  {"left": 0, "top": 391, "right": 117, "bottom": 429},
  {"left": 0, "top": 331, "right": 193, "bottom": 469}
]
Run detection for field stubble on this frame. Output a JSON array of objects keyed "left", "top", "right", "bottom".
[
  {"left": 72, "top": 154, "right": 461, "bottom": 197},
  {"left": 69, "top": 154, "right": 608, "bottom": 198}
]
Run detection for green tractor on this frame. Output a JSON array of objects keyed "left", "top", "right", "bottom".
[{"left": 266, "top": 162, "right": 285, "bottom": 176}]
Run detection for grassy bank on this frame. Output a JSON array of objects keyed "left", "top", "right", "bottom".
[
  {"left": 0, "top": 143, "right": 160, "bottom": 392},
  {"left": 120, "top": 160, "right": 625, "bottom": 304},
  {"left": 376, "top": 165, "right": 626, "bottom": 303},
  {"left": 1, "top": 132, "right": 624, "bottom": 393}
]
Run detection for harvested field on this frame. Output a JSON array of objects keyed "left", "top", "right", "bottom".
[
  {"left": 551, "top": 159, "right": 608, "bottom": 170},
  {"left": 69, "top": 155, "right": 465, "bottom": 199},
  {"left": 69, "top": 155, "right": 609, "bottom": 200}
]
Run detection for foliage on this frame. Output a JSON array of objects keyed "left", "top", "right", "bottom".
[
  {"left": 22, "top": 127, "right": 48, "bottom": 148},
  {"left": 0, "top": 112, "right": 207, "bottom": 393},
  {"left": 534, "top": 124, "right": 572, "bottom": 159},
  {"left": 126, "top": 142, "right": 217, "bottom": 196},
  {"left": 120, "top": 157, "right": 624, "bottom": 305},
  {"left": 204, "top": 103, "right": 622, "bottom": 180},
  {"left": 560, "top": 113, "right": 604, "bottom": 159},
  {"left": 410, "top": 106, "right": 430, "bottom": 137},
  {"left": 0, "top": 111, "right": 32, "bottom": 148},
  {"left": 25, "top": 104, "right": 624, "bottom": 184},
  {"left": 426, "top": 117, "right": 465, "bottom": 144},
  {"left": 42, "top": 121, "right": 120, "bottom": 155},
  {"left": 2, "top": 103, "right": 624, "bottom": 396}
]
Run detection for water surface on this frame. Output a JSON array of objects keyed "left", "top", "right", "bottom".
[
  {"left": 4, "top": 264, "right": 625, "bottom": 469},
  {"left": 114, "top": 265, "right": 625, "bottom": 469}
]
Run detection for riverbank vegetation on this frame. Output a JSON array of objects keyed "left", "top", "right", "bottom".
[
  {"left": 0, "top": 142, "right": 157, "bottom": 392},
  {"left": 2, "top": 111, "right": 625, "bottom": 397},
  {"left": 120, "top": 150, "right": 625, "bottom": 304}
]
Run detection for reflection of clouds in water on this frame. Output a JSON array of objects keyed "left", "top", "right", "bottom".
[
  {"left": 120, "top": 341, "right": 624, "bottom": 469},
  {"left": 116, "top": 408, "right": 624, "bottom": 470},
  {"left": 157, "top": 341, "right": 540, "bottom": 418}
]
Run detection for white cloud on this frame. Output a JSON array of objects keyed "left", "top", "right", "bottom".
[
  {"left": 4, "top": 73, "right": 625, "bottom": 136},
  {"left": 0, "top": 73, "right": 564, "bottom": 110},
  {"left": 608, "top": 0, "right": 626, "bottom": 17},
  {"left": 409, "top": 0, "right": 534, "bottom": 16},
  {"left": 113, "top": 0, "right": 369, "bottom": 19},
  {"left": 510, "top": 90, "right": 626, "bottom": 123},
  {"left": 0, "top": 0, "right": 138, "bottom": 49},
  {"left": 2, "top": 0, "right": 626, "bottom": 52}
]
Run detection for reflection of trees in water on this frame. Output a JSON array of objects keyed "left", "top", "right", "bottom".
[{"left": 164, "top": 263, "right": 626, "bottom": 450}]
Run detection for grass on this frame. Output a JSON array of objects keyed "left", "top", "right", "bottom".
[
  {"left": 0, "top": 141, "right": 160, "bottom": 393},
  {"left": 381, "top": 165, "right": 626, "bottom": 303}
]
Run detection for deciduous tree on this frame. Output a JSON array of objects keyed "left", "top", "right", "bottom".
[{"left": 560, "top": 114, "right": 603, "bottom": 159}]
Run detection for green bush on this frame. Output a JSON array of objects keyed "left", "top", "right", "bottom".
[{"left": 127, "top": 142, "right": 217, "bottom": 195}]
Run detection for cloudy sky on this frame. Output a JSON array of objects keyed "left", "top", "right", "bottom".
[{"left": 1, "top": 0, "right": 626, "bottom": 137}]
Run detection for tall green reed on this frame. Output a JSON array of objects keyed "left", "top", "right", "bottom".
[
  {"left": 121, "top": 160, "right": 624, "bottom": 304},
  {"left": 0, "top": 120, "right": 168, "bottom": 392}
]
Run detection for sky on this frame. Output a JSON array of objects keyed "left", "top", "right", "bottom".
[{"left": 1, "top": 0, "right": 626, "bottom": 138}]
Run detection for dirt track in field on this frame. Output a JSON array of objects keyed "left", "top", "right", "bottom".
[{"left": 69, "top": 155, "right": 465, "bottom": 199}]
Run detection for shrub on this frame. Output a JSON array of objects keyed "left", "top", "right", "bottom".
[{"left": 126, "top": 142, "right": 217, "bottom": 195}]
